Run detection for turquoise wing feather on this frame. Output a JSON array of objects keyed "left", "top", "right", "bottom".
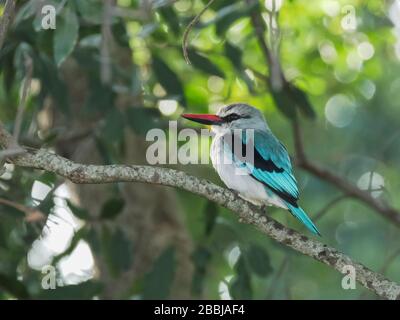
[
  {"left": 226, "top": 129, "right": 320, "bottom": 235},
  {"left": 243, "top": 130, "right": 299, "bottom": 203}
]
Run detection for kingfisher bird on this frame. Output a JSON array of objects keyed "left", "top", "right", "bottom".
[{"left": 182, "top": 103, "right": 320, "bottom": 236}]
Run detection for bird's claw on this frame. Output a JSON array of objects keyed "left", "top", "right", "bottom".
[
  {"left": 260, "top": 204, "right": 269, "bottom": 214},
  {"left": 229, "top": 189, "right": 240, "bottom": 199}
]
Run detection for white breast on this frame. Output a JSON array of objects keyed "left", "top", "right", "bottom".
[{"left": 210, "top": 132, "right": 286, "bottom": 208}]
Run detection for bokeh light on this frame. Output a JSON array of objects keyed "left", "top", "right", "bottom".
[
  {"left": 158, "top": 99, "right": 178, "bottom": 116},
  {"left": 218, "top": 275, "right": 234, "bottom": 300},
  {"left": 207, "top": 76, "right": 225, "bottom": 93},
  {"left": 357, "top": 41, "right": 375, "bottom": 60},
  {"left": 320, "top": 0, "right": 340, "bottom": 17},
  {"left": 226, "top": 245, "right": 241, "bottom": 268},
  {"left": 264, "top": 0, "right": 283, "bottom": 12},
  {"left": 346, "top": 51, "right": 363, "bottom": 71},
  {"left": 325, "top": 94, "right": 357, "bottom": 127},
  {"left": 359, "top": 80, "right": 376, "bottom": 100},
  {"left": 319, "top": 41, "right": 338, "bottom": 64},
  {"left": 357, "top": 171, "right": 385, "bottom": 198}
]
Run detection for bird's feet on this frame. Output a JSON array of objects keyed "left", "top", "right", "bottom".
[
  {"left": 259, "top": 204, "right": 270, "bottom": 216},
  {"left": 229, "top": 188, "right": 241, "bottom": 199}
]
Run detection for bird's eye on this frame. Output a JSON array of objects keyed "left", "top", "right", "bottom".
[{"left": 225, "top": 113, "right": 241, "bottom": 122}]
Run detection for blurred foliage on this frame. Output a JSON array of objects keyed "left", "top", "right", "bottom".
[{"left": 0, "top": 0, "right": 400, "bottom": 300}]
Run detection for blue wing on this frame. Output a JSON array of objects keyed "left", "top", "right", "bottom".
[
  {"left": 225, "top": 129, "right": 320, "bottom": 235},
  {"left": 241, "top": 130, "right": 299, "bottom": 205}
]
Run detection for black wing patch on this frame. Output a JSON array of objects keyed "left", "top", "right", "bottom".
[{"left": 230, "top": 133, "right": 298, "bottom": 207}]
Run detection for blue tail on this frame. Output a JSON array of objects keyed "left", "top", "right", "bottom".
[{"left": 285, "top": 202, "right": 321, "bottom": 236}]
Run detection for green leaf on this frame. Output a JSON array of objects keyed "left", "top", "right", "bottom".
[
  {"left": 53, "top": 8, "right": 79, "bottom": 67},
  {"left": 100, "top": 197, "right": 125, "bottom": 220},
  {"left": 102, "top": 227, "right": 133, "bottom": 277},
  {"left": 37, "top": 192, "right": 54, "bottom": 214},
  {"left": 152, "top": 55, "right": 186, "bottom": 106},
  {"left": 79, "top": 34, "right": 102, "bottom": 48},
  {"left": 38, "top": 172, "right": 57, "bottom": 188},
  {"left": 85, "top": 227, "right": 101, "bottom": 253},
  {"left": 102, "top": 108, "right": 125, "bottom": 143},
  {"left": 224, "top": 42, "right": 254, "bottom": 92},
  {"left": 31, "top": 174, "right": 55, "bottom": 213},
  {"left": 131, "top": 64, "right": 142, "bottom": 96},
  {"left": 204, "top": 200, "right": 218, "bottom": 236},
  {"left": 229, "top": 256, "right": 252, "bottom": 300},
  {"left": 244, "top": 244, "right": 273, "bottom": 277},
  {"left": 52, "top": 227, "right": 89, "bottom": 265},
  {"left": 14, "top": 0, "right": 37, "bottom": 24},
  {"left": 210, "top": 0, "right": 234, "bottom": 10},
  {"left": 239, "top": 70, "right": 255, "bottom": 93},
  {"left": 14, "top": 43, "right": 33, "bottom": 78},
  {"left": 214, "top": 2, "right": 257, "bottom": 36},
  {"left": 94, "top": 136, "right": 114, "bottom": 165},
  {"left": 151, "top": 27, "right": 169, "bottom": 43},
  {"left": 74, "top": 0, "right": 103, "bottom": 25},
  {"left": 224, "top": 42, "right": 243, "bottom": 69},
  {"left": 138, "top": 23, "right": 159, "bottom": 38},
  {"left": 33, "top": 52, "right": 70, "bottom": 114},
  {"left": 110, "top": 228, "right": 133, "bottom": 274},
  {"left": 191, "top": 246, "right": 211, "bottom": 296},
  {"left": 0, "top": 273, "right": 30, "bottom": 299},
  {"left": 158, "top": 6, "right": 180, "bottom": 36},
  {"left": 142, "top": 247, "right": 176, "bottom": 299},
  {"left": 1, "top": 48, "right": 16, "bottom": 94},
  {"left": 215, "top": 6, "right": 245, "bottom": 37},
  {"left": 288, "top": 83, "right": 316, "bottom": 119},
  {"left": 66, "top": 200, "right": 90, "bottom": 220},
  {"left": 84, "top": 76, "right": 117, "bottom": 116},
  {"left": 74, "top": 47, "right": 101, "bottom": 75},
  {"left": 188, "top": 50, "right": 225, "bottom": 78},
  {"left": 126, "top": 107, "right": 163, "bottom": 135},
  {"left": 270, "top": 88, "right": 297, "bottom": 120},
  {"left": 112, "top": 21, "right": 131, "bottom": 48},
  {"left": 84, "top": 78, "right": 115, "bottom": 114}
]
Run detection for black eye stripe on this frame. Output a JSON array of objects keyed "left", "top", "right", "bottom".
[
  {"left": 222, "top": 113, "right": 251, "bottom": 122},
  {"left": 223, "top": 113, "right": 241, "bottom": 122}
]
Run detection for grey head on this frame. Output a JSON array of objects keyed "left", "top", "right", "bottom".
[{"left": 214, "top": 103, "right": 269, "bottom": 132}]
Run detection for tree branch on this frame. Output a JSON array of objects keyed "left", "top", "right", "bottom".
[
  {"left": 182, "top": 0, "right": 215, "bottom": 65},
  {"left": 0, "top": 198, "right": 45, "bottom": 223},
  {"left": 0, "top": 124, "right": 399, "bottom": 299},
  {"left": 246, "top": 0, "right": 283, "bottom": 90},
  {"left": 312, "top": 194, "right": 349, "bottom": 223}
]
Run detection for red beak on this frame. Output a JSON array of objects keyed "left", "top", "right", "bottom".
[{"left": 181, "top": 113, "right": 224, "bottom": 125}]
